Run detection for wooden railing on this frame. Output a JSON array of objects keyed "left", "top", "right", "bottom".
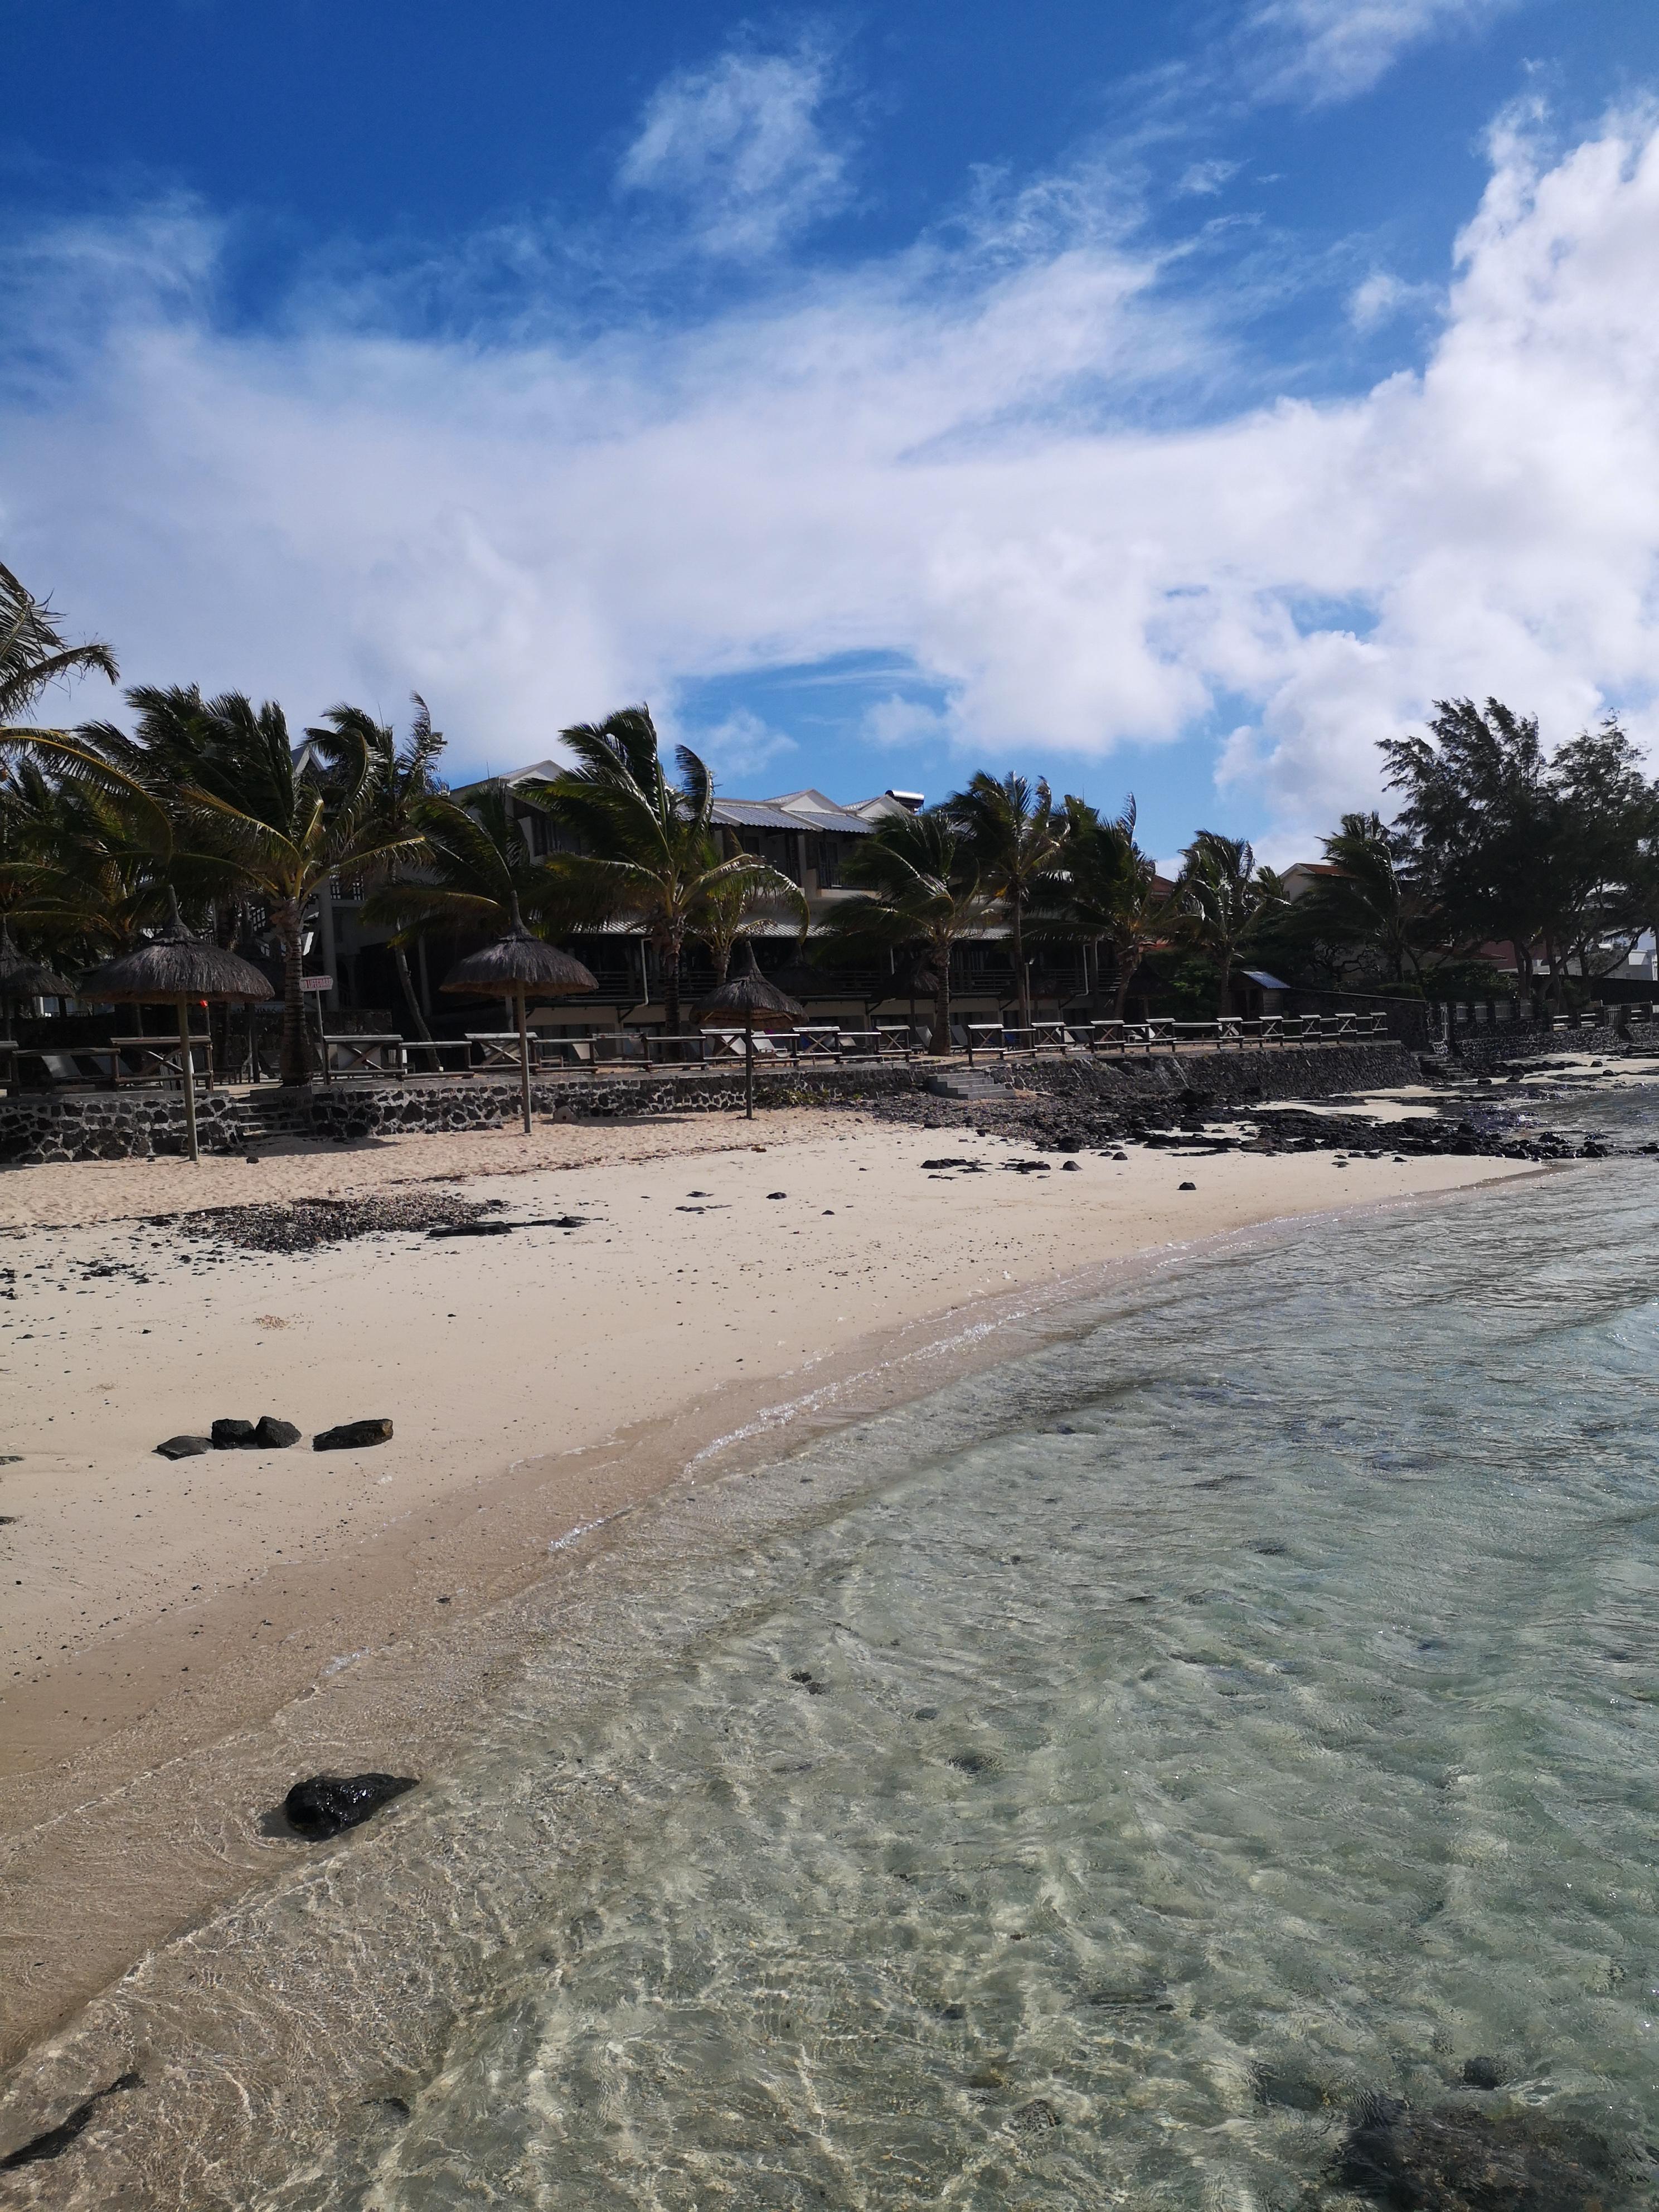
[{"left": 9, "top": 1007, "right": 1394, "bottom": 1092}]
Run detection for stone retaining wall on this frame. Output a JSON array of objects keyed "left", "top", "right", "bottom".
[
  {"left": 1010, "top": 1039, "right": 1420, "bottom": 1108},
  {"left": 1435, "top": 1018, "right": 1628, "bottom": 1073},
  {"left": 0, "top": 1091, "right": 245, "bottom": 1165},
  {"left": 0, "top": 1040, "right": 1425, "bottom": 1163}
]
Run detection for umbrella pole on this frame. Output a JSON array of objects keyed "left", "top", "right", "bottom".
[
  {"left": 177, "top": 997, "right": 200, "bottom": 1163},
  {"left": 745, "top": 1012, "right": 754, "bottom": 1120},
  {"left": 517, "top": 988, "right": 532, "bottom": 1136}
]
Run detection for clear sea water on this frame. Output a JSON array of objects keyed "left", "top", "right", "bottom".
[{"left": 7, "top": 1100, "right": 1659, "bottom": 2209}]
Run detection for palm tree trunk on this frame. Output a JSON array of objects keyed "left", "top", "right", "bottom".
[
  {"left": 1112, "top": 943, "right": 1135, "bottom": 1022},
  {"left": 392, "top": 943, "right": 432, "bottom": 1042},
  {"left": 931, "top": 954, "right": 953, "bottom": 1057},
  {"left": 279, "top": 900, "right": 314, "bottom": 1085},
  {"left": 1216, "top": 953, "right": 1233, "bottom": 1019},
  {"left": 663, "top": 934, "right": 683, "bottom": 1056},
  {"left": 1013, "top": 898, "right": 1030, "bottom": 1035}
]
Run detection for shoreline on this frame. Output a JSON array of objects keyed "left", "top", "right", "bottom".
[{"left": 0, "top": 1108, "right": 1551, "bottom": 2064}]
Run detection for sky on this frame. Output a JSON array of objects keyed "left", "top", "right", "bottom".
[{"left": 4, "top": 2, "right": 1659, "bottom": 865}]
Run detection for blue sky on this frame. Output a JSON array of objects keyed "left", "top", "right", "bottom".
[{"left": 5, "top": 2, "right": 1658, "bottom": 862}]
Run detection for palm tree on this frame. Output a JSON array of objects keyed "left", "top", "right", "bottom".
[
  {"left": 528, "top": 706, "right": 805, "bottom": 1041},
  {"left": 0, "top": 561, "right": 118, "bottom": 738},
  {"left": 694, "top": 867, "right": 771, "bottom": 986},
  {"left": 1177, "top": 830, "right": 1283, "bottom": 1017},
  {"left": 308, "top": 698, "right": 447, "bottom": 1042},
  {"left": 820, "top": 808, "right": 998, "bottom": 1055},
  {"left": 162, "top": 691, "right": 429, "bottom": 1083},
  {"left": 2, "top": 687, "right": 242, "bottom": 955},
  {"left": 943, "top": 772, "right": 1064, "bottom": 1033},
  {"left": 361, "top": 780, "right": 586, "bottom": 964},
  {"left": 1031, "top": 796, "right": 1167, "bottom": 1018},
  {"left": 1296, "top": 811, "right": 1426, "bottom": 989}
]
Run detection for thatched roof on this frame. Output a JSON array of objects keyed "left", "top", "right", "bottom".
[
  {"left": 0, "top": 924, "right": 77, "bottom": 1002},
  {"left": 696, "top": 941, "right": 804, "bottom": 1022},
  {"left": 80, "top": 894, "right": 272, "bottom": 1005},
  {"left": 440, "top": 896, "right": 598, "bottom": 1000}
]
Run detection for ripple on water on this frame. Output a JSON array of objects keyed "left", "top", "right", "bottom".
[{"left": 6, "top": 1150, "right": 1659, "bottom": 2208}]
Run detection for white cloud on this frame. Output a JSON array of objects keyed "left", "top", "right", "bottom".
[
  {"left": 4, "top": 106, "right": 1659, "bottom": 855},
  {"left": 1177, "top": 159, "right": 1241, "bottom": 197},
  {"left": 617, "top": 39, "right": 851, "bottom": 257},
  {"left": 683, "top": 707, "right": 797, "bottom": 777},
  {"left": 1246, "top": 0, "right": 1518, "bottom": 106},
  {"left": 1347, "top": 268, "right": 1439, "bottom": 329},
  {"left": 860, "top": 695, "right": 952, "bottom": 750}
]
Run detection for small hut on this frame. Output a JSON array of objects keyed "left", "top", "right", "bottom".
[
  {"left": 79, "top": 894, "right": 270, "bottom": 1161},
  {"left": 695, "top": 940, "right": 803, "bottom": 1119},
  {"left": 440, "top": 898, "right": 597, "bottom": 1134}
]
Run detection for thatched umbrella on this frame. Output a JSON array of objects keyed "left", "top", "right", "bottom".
[
  {"left": 80, "top": 892, "right": 271, "bottom": 1162},
  {"left": 0, "top": 925, "right": 79, "bottom": 1097},
  {"left": 440, "top": 897, "right": 598, "bottom": 1134},
  {"left": 0, "top": 924, "right": 76, "bottom": 1009},
  {"left": 695, "top": 940, "right": 803, "bottom": 1120}
]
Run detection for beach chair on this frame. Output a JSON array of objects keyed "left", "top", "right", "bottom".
[
  {"left": 323, "top": 1033, "right": 406, "bottom": 1076},
  {"left": 792, "top": 1027, "right": 841, "bottom": 1061},
  {"left": 537, "top": 1036, "right": 593, "bottom": 1070},
  {"left": 466, "top": 1030, "right": 526, "bottom": 1073}
]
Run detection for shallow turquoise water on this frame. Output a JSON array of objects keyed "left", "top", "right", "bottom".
[{"left": 8, "top": 1143, "right": 1659, "bottom": 2209}]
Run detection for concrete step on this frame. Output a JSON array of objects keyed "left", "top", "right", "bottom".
[{"left": 923, "top": 1070, "right": 1008, "bottom": 1101}]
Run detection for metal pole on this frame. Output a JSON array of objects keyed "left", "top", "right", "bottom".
[
  {"left": 517, "top": 988, "right": 532, "bottom": 1136},
  {"left": 177, "top": 998, "right": 200, "bottom": 1163},
  {"left": 745, "top": 1012, "right": 754, "bottom": 1120}
]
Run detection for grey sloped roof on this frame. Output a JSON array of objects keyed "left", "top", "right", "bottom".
[
  {"left": 769, "top": 788, "right": 875, "bottom": 833},
  {"left": 710, "top": 799, "right": 811, "bottom": 832}
]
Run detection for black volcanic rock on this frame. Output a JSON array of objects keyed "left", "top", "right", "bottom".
[
  {"left": 211, "top": 1417, "right": 257, "bottom": 1449},
  {"left": 313, "top": 1418, "right": 393, "bottom": 1451},
  {"left": 155, "top": 1434, "right": 211, "bottom": 1460},
  {"left": 253, "top": 1415, "right": 300, "bottom": 1448},
  {"left": 280, "top": 1772, "right": 417, "bottom": 1839}
]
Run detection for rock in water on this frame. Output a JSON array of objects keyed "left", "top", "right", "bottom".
[
  {"left": 211, "top": 1417, "right": 257, "bottom": 1449},
  {"left": 312, "top": 1418, "right": 394, "bottom": 1451},
  {"left": 0, "top": 2074, "right": 143, "bottom": 2170},
  {"left": 155, "top": 1435, "right": 211, "bottom": 1460},
  {"left": 1462, "top": 2055, "right": 1509, "bottom": 2090},
  {"left": 253, "top": 1415, "right": 300, "bottom": 1449},
  {"left": 280, "top": 1773, "right": 417, "bottom": 1839},
  {"left": 1337, "top": 2093, "right": 1627, "bottom": 2210}
]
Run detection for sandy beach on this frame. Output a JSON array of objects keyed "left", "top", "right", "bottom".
[{"left": 0, "top": 1100, "right": 1545, "bottom": 2061}]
